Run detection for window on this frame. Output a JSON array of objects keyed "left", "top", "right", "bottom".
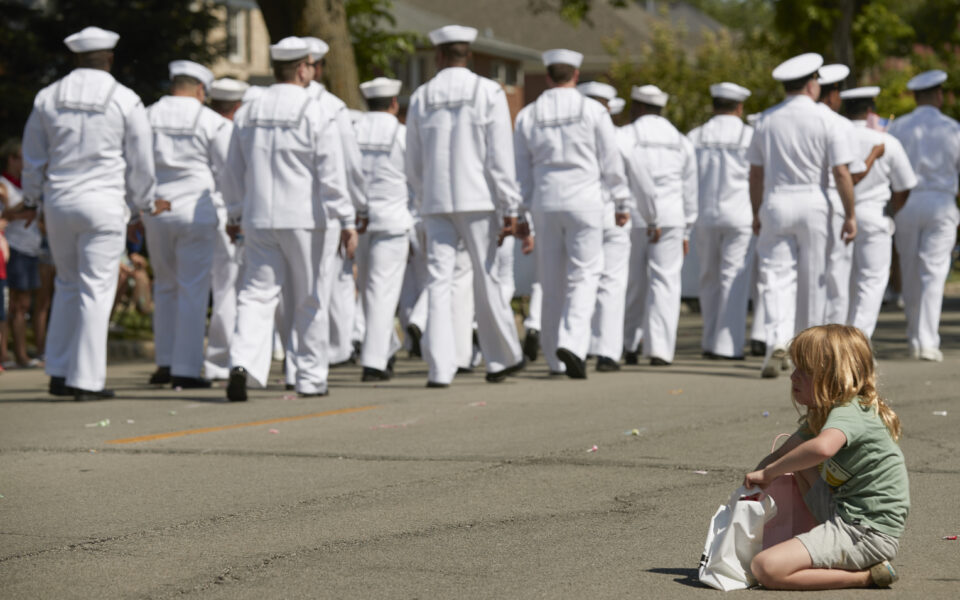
[{"left": 226, "top": 7, "right": 248, "bottom": 63}]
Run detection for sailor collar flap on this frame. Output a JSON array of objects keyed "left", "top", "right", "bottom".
[
  {"left": 357, "top": 117, "right": 400, "bottom": 152},
  {"left": 249, "top": 92, "right": 312, "bottom": 129},
  {"left": 425, "top": 71, "right": 481, "bottom": 110},
  {"left": 55, "top": 72, "right": 118, "bottom": 114},
  {"left": 696, "top": 117, "right": 748, "bottom": 150},
  {"left": 632, "top": 119, "right": 681, "bottom": 151},
  {"left": 534, "top": 91, "right": 585, "bottom": 127},
  {"left": 150, "top": 98, "right": 204, "bottom": 136}
]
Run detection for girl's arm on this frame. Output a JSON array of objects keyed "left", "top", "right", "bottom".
[
  {"left": 753, "top": 431, "right": 806, "bottom": 471},
  {"left": 745, "top": 428, "right": 847, "bottom": 489}
]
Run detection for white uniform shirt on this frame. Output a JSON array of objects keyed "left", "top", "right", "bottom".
[
  {"left": 405, "top": 67, "right": 521, "bottom": 216},
  {"left": 22, "top": 68, "right": 156, "bottom": 214},
  {"left": 619, "top": 114, "right": 698, "bottom": 234},
  {"left": 616, "top": 125, "right": 659, "bottom": 227},
  {"left": 355, "top": 111, "right": 413, "bottom": 233},
  {"left": 514, "top": 88, "right": 631, "bottom": 214},
  {"left": 223, "top": 83, "right": 350, "bottom": 230},
  {"left": 746, "top": 94, "right": 853, "bottom": 192},
  {"left": 148, "top": 95, "right": 232, "bottom": 226},
  {"left": 850, "top": 121, "right": 917, "bottom": 205},
  {"left": 307, "top": 81, "right": 368, "bottom": 215},
  {"left": 888, "top": 105, "right": 960, "bottom": 196},
  {"left": 687, "top": 114, "right": 754, "bottom": 229},
  {"left": 1, "top": 175, "right": 42, "bottom": 256}
]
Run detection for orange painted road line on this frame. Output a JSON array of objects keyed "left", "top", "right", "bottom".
[{"left": 106, "top": 405, "right": 379, "bottom": 445}]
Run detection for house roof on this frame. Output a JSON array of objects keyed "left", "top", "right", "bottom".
[{"left": 391, "top": 0, "right": 722, "bottom": 70}]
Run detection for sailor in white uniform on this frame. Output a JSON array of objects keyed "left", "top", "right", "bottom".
[
  {"left": 576, "top": 81, "right": 633, "bottom": 372},
  {"left": 144, "top": 61, "right": 231, "bottom": 388},
  {"left": 405, "top": 25, "right": 525, "bottom": 387},
  {"left": 887, "top": 69, "right": 960, "bottom": 361},
  {"left": 222, "top": 37, "right": 352, "bottom": 400},
  {"left": 203, "top": 77, "right": 249, "bottom": 381},
  {"left": 621, "top": 84, "right": 697, "bottom": 366},
  {"left": 354, "top": 77, "right": 413, "bottom": 381},
  {"left": 840, "top": 86, "right": 917, "bottom": 339},
  {"left": 20, "top": 27, "right": 161, "bottom": 400},
  {"left": 687, "top": 82, "right": 754, "bottom": 360},
  {"left": 747, "top": 53, "right": 858, "bottom": 377},
  {"left": 817, "top": 64, "right": 881, "bottom": 325}
]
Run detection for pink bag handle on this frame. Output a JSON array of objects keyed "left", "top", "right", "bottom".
[{"left": 771, "top": 433, "right": 791, "bottom": 453}]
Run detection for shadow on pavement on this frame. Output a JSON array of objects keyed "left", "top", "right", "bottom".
[{"left": 646, "top": 567, "right": 709, "bottom": 588}]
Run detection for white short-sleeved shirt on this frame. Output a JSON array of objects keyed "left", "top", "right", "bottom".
[
  {"left": 849, "top": 121, "right": 917, "bottom": 205},
  {"left": 888, "top": 105, "right": 960, "bottom": 197}
]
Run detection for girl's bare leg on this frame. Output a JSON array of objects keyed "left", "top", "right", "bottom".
[{"left": 752, "top": 538, "right": 872, "bottom": 590}]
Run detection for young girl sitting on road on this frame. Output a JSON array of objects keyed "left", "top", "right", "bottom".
[{"left": 744, "top": 324, "right": 909, "bottom": 590}]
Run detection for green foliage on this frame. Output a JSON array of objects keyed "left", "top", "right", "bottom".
[
  {"left": 0, "top": 0, "right": 220, "bottom": 141},
  {"left": 345, "top": 0, "right": 419, "bottom": 81}
]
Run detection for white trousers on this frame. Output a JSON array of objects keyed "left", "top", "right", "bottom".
[
  {"left": 749, "top": 248, "right": 767, "bottom": 343},
  {"left": 824, "top": 196, "right": 854, "bottom": 324},
  {"left": 230, "top": 228, "right": 330, "bottom": 394},
  {"left": 451, "top": 242, "right": 476, "bottom": 369},
  {"left": 533, "top": 210, "right": 603, "bottom": 371},
  {"left": 44, "top": 201, "right": 126, "bottom": 391},
  {"left": 696, "top": 224, "right": 754, "bottom": 357},
  {"left": 624, "top": 228, "right": 649, "bottom": 354},
  {"left": 524, "top": 281, "right": 542, "bottom": 332},
  {"left": 497, "top": 235, "right": 516, "bottom": 305},
  {"left": 398, "top": 225, "right": 428, "bottom": 340},
  {"left": 756, "top": 191, "right": 829, "bottom": 351},
  {"left": 357, "top": 230, "right": 408, "bottom": 371},
  {"left": 423, "top": 211, "right": 522, "bottom": 384},
  {"left": 589, "top": 224, "right": 631, "bottom": 359},
  {"left": 847, "top": 203, "right": 894, "bottom": 339},
  {"left": 893, "top": 191, "right": 960, "bottom": 352},
  {"left": 327, "top": 226, "right": 357, "bottom": 364},
  {"left": 205, "top": 221, "right": 242, "bottom": 379},
  {"left": 144, "top": 216, "right": 215, "bottom": 378}
]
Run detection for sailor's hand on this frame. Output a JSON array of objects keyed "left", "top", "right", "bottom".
[
  {"left": 340, "top": 227, "right": 358, "bottom": 260},
  {"left": 841, "top": 215, "right": 857, "bottom": 245},
  {"left": 498, "top": 216, "right": 517, "bottom": 247},
  {"left": 2, "top": 204, "right": 38, "bottom": 227},
  {"left": 647, "top": 226, "right": 661, "bottom": 243},
  {"left": 683, "top": 239, "right": 690, "bottom": 257},
  {"left": 151, "top": 199, "right": 172, "bottom": 216},
  {"left": 357, "top": 216, "right": 369, "bottom": 234},
  {"left": 615, "top": 212, "right": 630, "bottom": 227},
  {"left": 226, "top": 224, "right": 242, "bottom": 244},
  {"left": 521, "top": 234, "right": 535, "bottom": 255},
  {"left": 752, "top": 215, "right": 761, "bottom": 236}
]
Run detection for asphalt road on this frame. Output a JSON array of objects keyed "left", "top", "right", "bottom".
[{"left": 1, "top": 300, "right": 958, "bottom": 599}]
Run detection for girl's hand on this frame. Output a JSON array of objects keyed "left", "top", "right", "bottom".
[{"left": 744, "top": 469, "right": 774, "bottom": 490}]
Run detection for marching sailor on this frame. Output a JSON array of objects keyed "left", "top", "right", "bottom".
[
  {"left": 840, "top": 86, "right": 917, "bottom": 339},
  {"left": 144, "top": 61, "right": 232, "bottom": 388},
  {"left": 887, "top": 69, "right": 960, "bottom": 361},
  {"left": 405, "top": 25, "right": 525, "bottom": 387},
  {"left": 20, "top": 27, "right": 161, "bottom": 400}
]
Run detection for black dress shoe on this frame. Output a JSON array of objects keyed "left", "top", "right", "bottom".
[
  {"left": 298, "top": 390, "right": 329, "bottom": 397},
  {"left": 330, "top": 357, "right": 355, "bottom": 368},
  {"left": 485, "top": 359, "right": 526, "bottom": 383},
  {"left": 387, "top": 355, "right": 396, "bottom": 375},
  {"left": 362, "top": 367, "right": 391, "bottom": 382},
  {"left": 426, "top": 381, "right": 449, "bottom": 388},
  {"left": 523, "top": 329, "right": 539, "bottom": 362},
  {"left": 456, "top": 366, "right": 474, "bottom": 375},
  {"left": 623, "top": 350, "right": 639, "bottom": 366},
  {"left": 171, "top": 376, "right": 212, "bottom": 389},
  {"left": 406, "top": 324, "right": 422, "bottom": 357},
  {"left": 73, "top": 388, "right": 115, "bottom": 401},
  {"left": 649, "top": 356, "right": 671, "bottom": 366},
  {"left": 49, "top": 376, "right": 71, "bottom": 396},
  {"left": 226, "top": 367, "right": 248, "bottom": 402},
  {"left": 149, "top": 366, "right": 171, "bottom": 384},
  {"left": 713, "top": 353, "right": 745, "bottom": 361},
  {"left": 285, "top": 383, "right": 295, "bottom": 391},
  {"left": 750, "top": 340, "right": 767, "bottom": 357},
  {"left": 702, "top": 350, "right": 718, "bottom": 359},
  {"left": 556, "top": 348, "right": 586, "bottom": 379},
  {"left": 596, "top": 356, "right": 621, "bottom": 372}
]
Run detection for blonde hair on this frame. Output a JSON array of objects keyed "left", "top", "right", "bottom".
[{"left": 789, "top": 324, "right": 901, "bottom": 441}]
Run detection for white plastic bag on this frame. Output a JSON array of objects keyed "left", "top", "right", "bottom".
[{"left": 698, "top": 486, "right": 777, "bottom": 591}]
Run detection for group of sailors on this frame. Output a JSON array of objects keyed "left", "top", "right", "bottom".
[{"left": 5, "top": 23, "right": 956, "bottom": 401}]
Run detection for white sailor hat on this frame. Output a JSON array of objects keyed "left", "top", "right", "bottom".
[
  {"left": 772, "top": 52, "right": 823, "bottom": 82},
  {"left": 631, "top": 84, "right": 669, "bottom": 107},
  {"left": 360, "top": 77, "right": 402, "bottom": 99},
  {"left": 818, "top": 64, "right": 850, "bottom": 86},
  {"left": 608, "top": 97, "right": 626, "bottom": 115},
  {"left": 169, "top": 60, "right": 214, "bottom": 91},
  {"left": 907, "top": 69, "right": 947, "bottom": 91},
  {"left": 270, "top": 37, "right": 311, "bottom": 61},
  {"left": 210, "top": 78, "right": 250, "bottom": 102},
  {"left": 709, "top": 82, "right": 751, "bottom": 102},
  {"left": 64, "top": 26, "right": 119, "bottom": 53},
  {"left": 840, "top": 86, "right": 880, "bottom": 100},
  {"left": 543, "top": 49, "right": 583, "bottom": 68},
  {"left": 428, "top": 25, "right": 478, "bottom": 46},
  {"left": 746, "top": 113, "right": 761, "bottom": 125},
  {"left": 300, "top": 37, "right": 329, "bottom": 60},
  {"left": 577, "top": 81, "right": 616, "bottom": 100}
]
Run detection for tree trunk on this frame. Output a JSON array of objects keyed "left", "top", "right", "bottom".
[
  {"left": 257, "top": 0, "right": 364, "bottom": 109},
  {"left": 832, "top": 0, "right": 856, "bottom": 78}
]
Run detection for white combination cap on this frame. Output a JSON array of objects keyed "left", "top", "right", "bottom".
[
  {"left": 542, "top": 49, "right": 583, "bottom": 68},
  {"left": 631, "top": 84, "right": 669, "bottom": 107},
  {"left": 169, "top": 60, "right": 214, "bottom": 91},
  {"left": 818, "top": 64, "right": 850, "bottom": 86},
  {"left": 300, "top": 37, "right": 329, "bottom": 60},
  {"left": 608, "top": 97, "right": 626, "bottom": 115},
  {"left": 772, "top": 52, "right": 823, "bottom": 82},
  {"left": 840, "top": 86, "right": 880, "bottom": 100},
  {"left": 64, "top": 26, "right": 119, "bottom": 53},
  {"left": 270, "top": 37, "right": 311, "bottom": 61},
  {"left": 428, "top": 25, "right": 478, "bottom": 46},
  {"left": 709, "top": 82, "right": 751, "bottom": 102},
  {"left": 210, "top": 78, "right": 250, "bottom": 101},
  {"left": 577, "top": 81, "right": 616, "bottom": 100},
  {"left": 360, "top": 77, "right": 402, "bottom": 99},
  {"left": 907, "top": 69, "right": 947, "bottom": 91}
]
